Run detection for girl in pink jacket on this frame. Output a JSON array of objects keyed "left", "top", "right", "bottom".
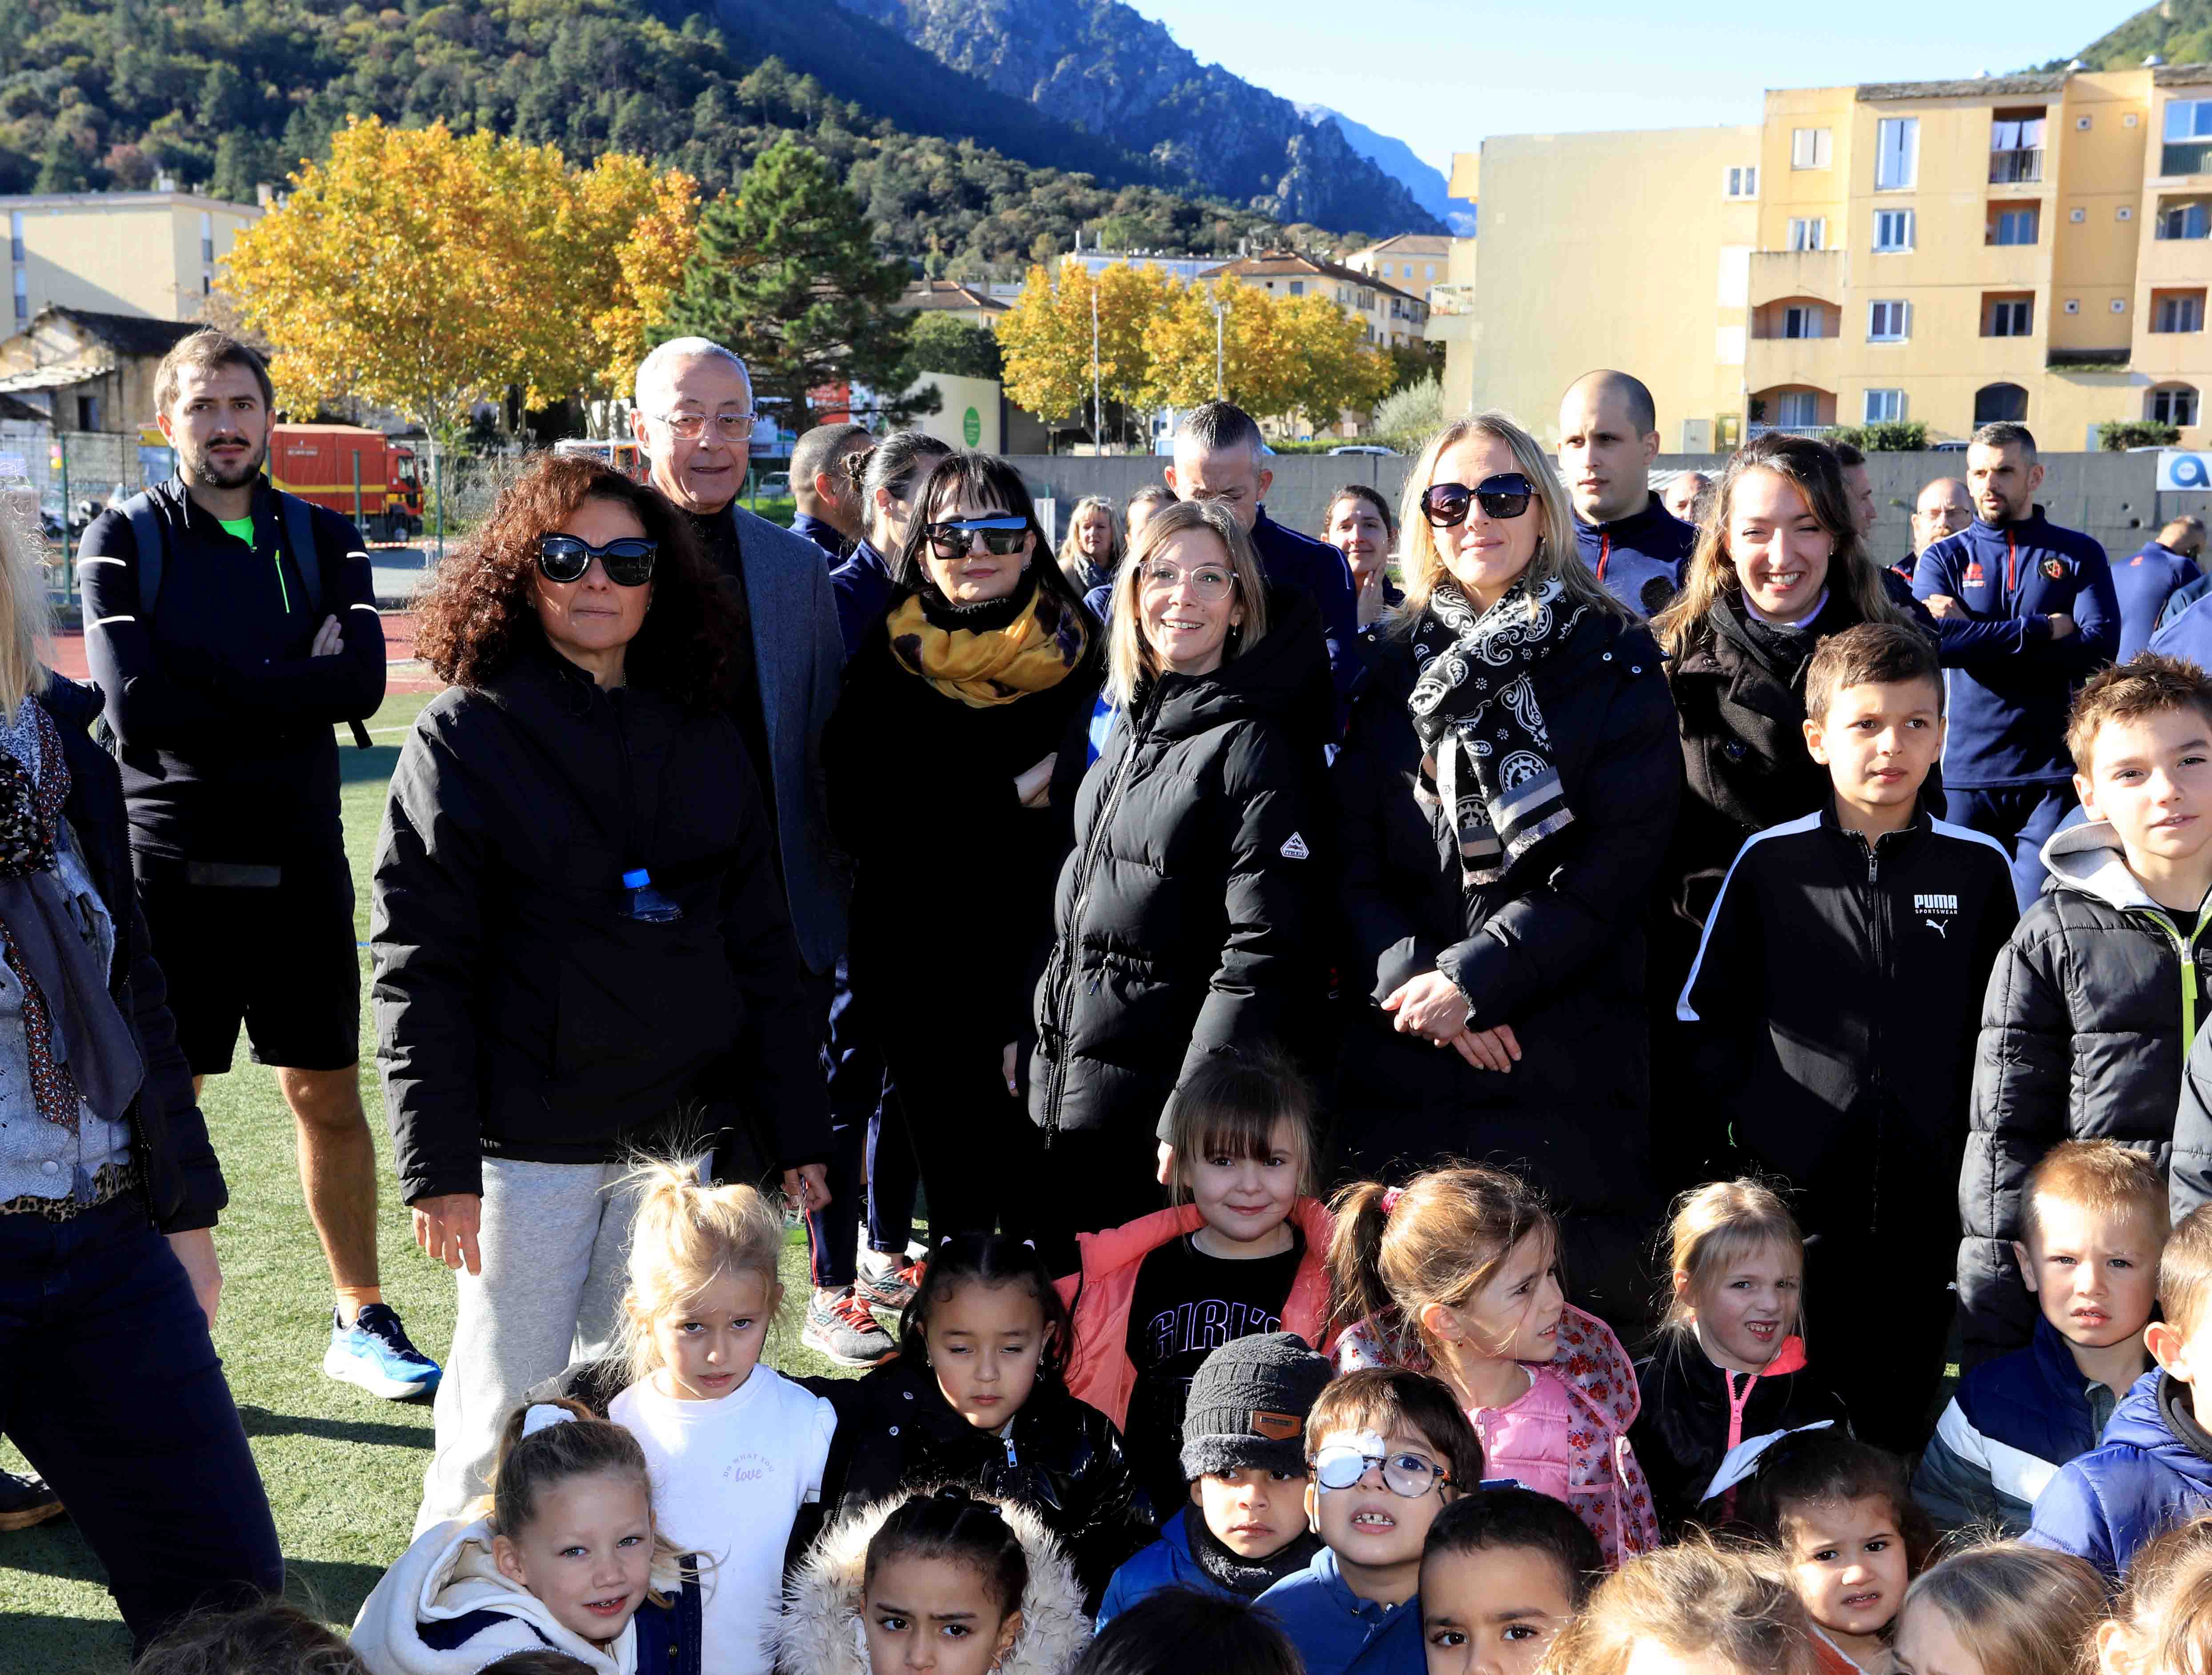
[{"left": 1330, "top": 1164, "right": 1659, "bottom": 1567}]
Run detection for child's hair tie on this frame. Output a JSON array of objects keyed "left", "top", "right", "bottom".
[
  {"left": 522, "top": 1403, "right": 578, "bottom": 1439},
  {"left": 1380, "top": 1186, "right": 1404, "bottom": 1218}
]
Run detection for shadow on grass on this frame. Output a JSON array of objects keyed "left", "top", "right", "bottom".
[
  {"left": 236, "top": 1403, "right": 432, "bottom": 1450},
  {"left": 283, "top": 1557, "right": 394, "bottom": 1629},
  {"left": 0, "top": 1611, "right": 132, "bottom": 1673},
  {"left": 0, "top": 1511, "right": 107, "bottom": 1583},
  {"left": 337, "top": 742, "right": 402, "bottom": 786}
]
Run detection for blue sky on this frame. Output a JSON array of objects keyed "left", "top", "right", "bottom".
[{"left": 1127, "top": 0, "right": 2149, "bottom": 178}]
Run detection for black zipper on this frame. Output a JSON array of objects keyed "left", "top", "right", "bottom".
[{"left": 1038, "top": 687, "right": 1159, "bottom": 1141}]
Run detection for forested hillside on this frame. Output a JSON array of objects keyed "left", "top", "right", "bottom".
[{"left": 0, "top": 0, "right": 1335, "bottom": 273}]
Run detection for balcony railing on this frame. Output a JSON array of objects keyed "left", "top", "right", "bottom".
[
  {"left": 1747, "top": 423, "right": 1836, "bottom": 439},
  {"left": 1989, "top": 149, "right": 2044, "bottom": 185}
]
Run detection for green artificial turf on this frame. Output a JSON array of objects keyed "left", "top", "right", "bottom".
[{"left": 0, "top": 690, "right": 857, "bottom": 1671}]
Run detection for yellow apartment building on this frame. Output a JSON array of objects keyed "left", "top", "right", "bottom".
[
  {"left": 1199, "top": 250, "right": 1432, "bottom": 349},
  {"left": 4, "top": 190, "right": 262, "bottom": 329},
  {"left": 1447, "top": 64, "right": 2212, "bottom": 450}
]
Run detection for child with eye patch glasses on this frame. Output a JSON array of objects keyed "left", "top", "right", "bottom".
[{"left": 1255, "top": 1369, "right": 1482, "bottom": 1675}]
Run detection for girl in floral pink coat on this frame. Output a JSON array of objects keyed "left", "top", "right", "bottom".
[{"left": 1330, "top": 1165, "right": 1659, "bottom": 1567}]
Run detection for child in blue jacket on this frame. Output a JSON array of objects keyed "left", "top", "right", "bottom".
[
  {"left": 1097, "top": 1333, "right": 1329, "bottom": 1624},
  {"left": 1915, "top": 1141, "right": 2165, "bottom": 1535},
  {"left": 2028, "top": 1205, "right": 2212, "bottom": 1579}
]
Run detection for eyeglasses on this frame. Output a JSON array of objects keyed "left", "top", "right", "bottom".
[
  {"left": 537, "top": 535, "right": 657, "bottom": 586},
  {"left": 1138, "top": 559, "right": 1234, "bottom": 601},
  {"left": 1312, "top": 1445, "right": 1454, "bottom": 1499},
  {"left": 653, "top": 410, "right": 755, "bottom": 442},
  {"left": 1420, "top": 474, "right": 1535, "bottom": 528},
  {"left": 925, "top": 517, "right": 1029, "bottom": 559}
]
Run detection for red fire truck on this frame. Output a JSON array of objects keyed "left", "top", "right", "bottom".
[{"left": 268, "top": 424, "right": 424, "bottom": 542}]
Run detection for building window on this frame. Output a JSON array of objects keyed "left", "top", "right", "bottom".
[
  {"left": 1775, "top": 390, "right": 1821, "bottom": 427},
  {"left": 1990, "top": 108, "right": 2047, "bottom": 184},
  {"left": 7, "top": 211, "right": 20, "bottom": 264},
  {"left": 2166, "top": 98, "right": 2212, "bottom": 175},
  {"left": 2155, "top": 290, "right": 2208, "bottom": 333},
  {"left": 1788, "top": 217, "right": 1826, "bottom": 252},
  {"left": 1726, "top": 164, "right": 1759, "bottom": 198},
  {"left": 75, "top": 395, "right": 100, "bottom": 431},
  {"left": 1791, "top": 128, "right": 1831, "bottom": 169},
  {"left": 1864, "top": 389, "right": 1905, "bottom": 423},
  {"left": 1876, "top": 117, "right": 1918, "bottom": 189},
  {"left": 1873, "top": 208, "right": 1914, "bottom": 252},
  {"left": 199, "top": 211, "right": 212, "bottom": 264},
  {"left": 2152, "top": 385, "right": 2201, "bottom": 427},
  {"left": 1868, "top": 300, "right": 1908, "bottom": 341},
  {"left": 2161, "top": 200, "right": 2212, "bottom": 240},
  {"left": 1782, "top": 304, "right": 1823, "bottom": 339},
  {"left": 1424, "top": 263, "right": 1435, "bottom": 280},
  {"left": 1989, "top": 206, "right": 2040, "bottom": 246},
  {"left": 11, "top": 269, "right": 25, "bottom": 323},
  {"left": 1974, "top": 383, "right": 2029, "bottom": 424},
  {"left": 1984, "top": 295, "right": 2034, "bottom": 337},
  {"left": 1288, "top": 281, "right": 1304, "bottom": 297},
  {"left": 201, "top": 269, "right": 211, "bottom": 296}
]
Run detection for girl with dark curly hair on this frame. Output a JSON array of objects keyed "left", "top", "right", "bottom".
[{"left": 371, "top": 452, "right": 830, "bottom": 1531}]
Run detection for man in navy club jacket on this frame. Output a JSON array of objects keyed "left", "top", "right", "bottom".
[
  {"left": 1164, "top": 401, "right": 1358, "bottom": 705},
  {"left": 1912, "top": 422, "right": 2120, "bottom": 909},
  {"left": 1557, "top": 369, "right": 1695, "bottom": 619}
]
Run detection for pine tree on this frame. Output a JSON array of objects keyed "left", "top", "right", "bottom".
[{"left": 651, "top": 137, "right": 920, "bottom": 425}]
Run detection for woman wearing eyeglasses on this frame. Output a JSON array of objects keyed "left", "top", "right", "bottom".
[
  {"left": 1331, "top": 412, "right": 1681, "bottom": 1331},
  {"left": 373, "top": 453, "right": 829, "bottom": 1527},
  {"left": 824, "top": 452, "right": 1102, "bottom": 1246},
  {"left": 1026, "top": 497, "right": 1334, "bottom": 1254}
]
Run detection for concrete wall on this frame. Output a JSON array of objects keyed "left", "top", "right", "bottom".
[{"left": 1009, "top": 449, "right": 2210, "bottom": 566}]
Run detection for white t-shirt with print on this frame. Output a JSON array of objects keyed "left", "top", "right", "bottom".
[{"left": 613, "top": 1364, "right": 836, "bottom": 1675}]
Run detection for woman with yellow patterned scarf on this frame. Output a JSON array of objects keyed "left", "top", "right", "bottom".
[{"left": 825, "top": 452, "right": 1102, "bottom": 1245}]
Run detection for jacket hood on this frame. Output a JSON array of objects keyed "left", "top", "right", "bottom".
[
  {"left": 2101, "top": 1371, "right": 2212, "bottom": 1488},
  {"left": 772, "top": 1495, "right": 1091, "bottom": 1675},
  {"left": 2039, "top": 817, "right": 2195, "bottom": 916},
  {"left": 1066, "top": 1198, "right": 1334, "bottom": 1298},
  {"left": 349, "top": 1515, "right": 677, "bottom": 1675},
  {"left": 1139, "top": 585, "right": 1332, "bottom": 749},
  {"left": 1549, "top": 1304, "right": 1643, "bottom": 1431}
]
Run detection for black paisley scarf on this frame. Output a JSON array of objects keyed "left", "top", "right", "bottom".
[{"left": 1408, "top": 574, "right": 1586, "bottom": 886}]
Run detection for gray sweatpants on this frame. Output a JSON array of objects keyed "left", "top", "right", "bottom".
[{"left": 413, "top": 1158, "right": 645, "bottom": 1535}]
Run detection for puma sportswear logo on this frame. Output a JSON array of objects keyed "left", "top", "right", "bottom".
[{"left": 1926, "top": 919, "right": 1949, "bottom": 939}]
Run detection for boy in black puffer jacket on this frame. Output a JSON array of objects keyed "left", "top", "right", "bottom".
[{"left": 1960, "top": 654, "right": 2212, "bottom": 1365}]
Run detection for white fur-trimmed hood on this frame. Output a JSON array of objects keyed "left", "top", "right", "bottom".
[{"left": 772, "top": 1496, "right": 1090, "bottom": 1675}]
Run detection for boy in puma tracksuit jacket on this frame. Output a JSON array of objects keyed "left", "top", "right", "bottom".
[{"left": 1679, "top": 624, "right": 2018, "bottom": 1452}]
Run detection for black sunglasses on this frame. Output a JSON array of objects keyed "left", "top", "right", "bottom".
[
  {"left": 925, "top": 516, "right": 1029, "bottom": 560},
  {"left": 1420, "top": 474, "right": 1535, "bottom": 528},
  {"left": 537, "top": 535, "right": 657, "bottom": 586}
]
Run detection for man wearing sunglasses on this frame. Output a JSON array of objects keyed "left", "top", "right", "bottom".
[
  {"left": 1556, "top": 370, "right": 1694, "bottom": 619},
  {"left": 1166, "top": 402, "right": 1359, "bottom": 707},
  {"left": 629, "top": 338, "right": 847, "bottom": 990}
]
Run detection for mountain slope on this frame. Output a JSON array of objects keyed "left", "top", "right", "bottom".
[
  {"left": 1294, "top": 104, "right": 1473, "bottom": 236},
  {"left": 0, "top": 0, "right": 1311, "bottom": 274},
  {"left": 2073, "top": 0, "right": 2212, "bottom": 66},
  {"left": 826, "top": 0, "right": 1445, "bottom": 234}
]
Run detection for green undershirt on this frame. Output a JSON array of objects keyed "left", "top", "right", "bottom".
[{"left": 217, "top": 512, "right": 290, "bottom": 613}]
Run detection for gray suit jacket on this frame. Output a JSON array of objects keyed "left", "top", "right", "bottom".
[{"left": 727, "top": 503, "right": 848, "bottom": 975}]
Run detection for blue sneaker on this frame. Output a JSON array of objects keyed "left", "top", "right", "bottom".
[{"left": 323, "top": 1302, "right": 442, "bottom": 1399}]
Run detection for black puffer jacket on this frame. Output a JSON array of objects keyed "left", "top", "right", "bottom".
[
  {"left": 1959, "top": 818, "right": 2212, "bottom": 1362},
  {"left": 1030, "top": 588, "right": 1334, "bottom": 1139},
  {"left": 371, "top": 644, "right": 825, "bottom": 1203},
  {"left": 1629, "top": 1331, "right": 1850, "bottom": 1536},
  {"left": 826, "top": 595, "right": 1103, "bottom": 1048},
  {"left": 802, "top": 1353, "right": 1154, "bottom": 1611},
  {"left": 1331, "top": 602, "right": 1680, "bottom": 1219},
  {"left": 43, "top": 673, "right": 224, "bottom": 1232}
]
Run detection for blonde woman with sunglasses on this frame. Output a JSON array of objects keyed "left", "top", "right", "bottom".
[{"left": 1330, "top": 412, "right": 1680, "bottom": 1333}]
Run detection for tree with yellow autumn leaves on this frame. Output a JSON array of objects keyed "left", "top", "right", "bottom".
[
  {"left": 223, "top": 117, "right": 697, "bottom": 445},
  {"left": 999, "top": 258, "right": 1393, "bottom": 440}
]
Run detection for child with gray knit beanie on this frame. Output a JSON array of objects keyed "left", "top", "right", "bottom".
[{"left": 1095, "top": 1332, "right": 1331, "bottom": 1624}]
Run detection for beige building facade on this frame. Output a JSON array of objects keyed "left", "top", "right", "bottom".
[
  {"left": 1449, "top": 64, "right": 2212, "bottom": 450},
  {"left": 1200, "top": 251, "right": 1431, "bottom": 349},
  {"left": 4, "top": 191, "right": 262, "bottom": 329}
]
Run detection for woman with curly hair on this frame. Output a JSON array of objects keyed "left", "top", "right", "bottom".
[{"left": 371, "top": 452, "right": 829, "bottom": 1531}]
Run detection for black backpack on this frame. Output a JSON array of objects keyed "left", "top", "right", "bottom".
[{"left": 116, "top": 485, "right": 373, "bottom": 748}]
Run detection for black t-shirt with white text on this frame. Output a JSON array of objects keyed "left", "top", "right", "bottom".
[{"left": 1122, "top": 1232, "right": 1302, "bottom": 1513}]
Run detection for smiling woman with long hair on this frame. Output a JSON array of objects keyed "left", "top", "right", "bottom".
[
  {"left": 1330, "top": 412, "right": 1680, "bottom": 1332},
  {"left": 373, "top": 452, "right": 828, "bottom": 1531}
]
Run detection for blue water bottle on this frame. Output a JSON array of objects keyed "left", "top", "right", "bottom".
[{"left": 621, "top": 867, "right": 682, "bottom": 923}]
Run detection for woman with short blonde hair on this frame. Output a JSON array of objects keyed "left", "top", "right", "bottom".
[{"left": 1332, "top": 409, "right": 1681, "bottom": 1327}]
